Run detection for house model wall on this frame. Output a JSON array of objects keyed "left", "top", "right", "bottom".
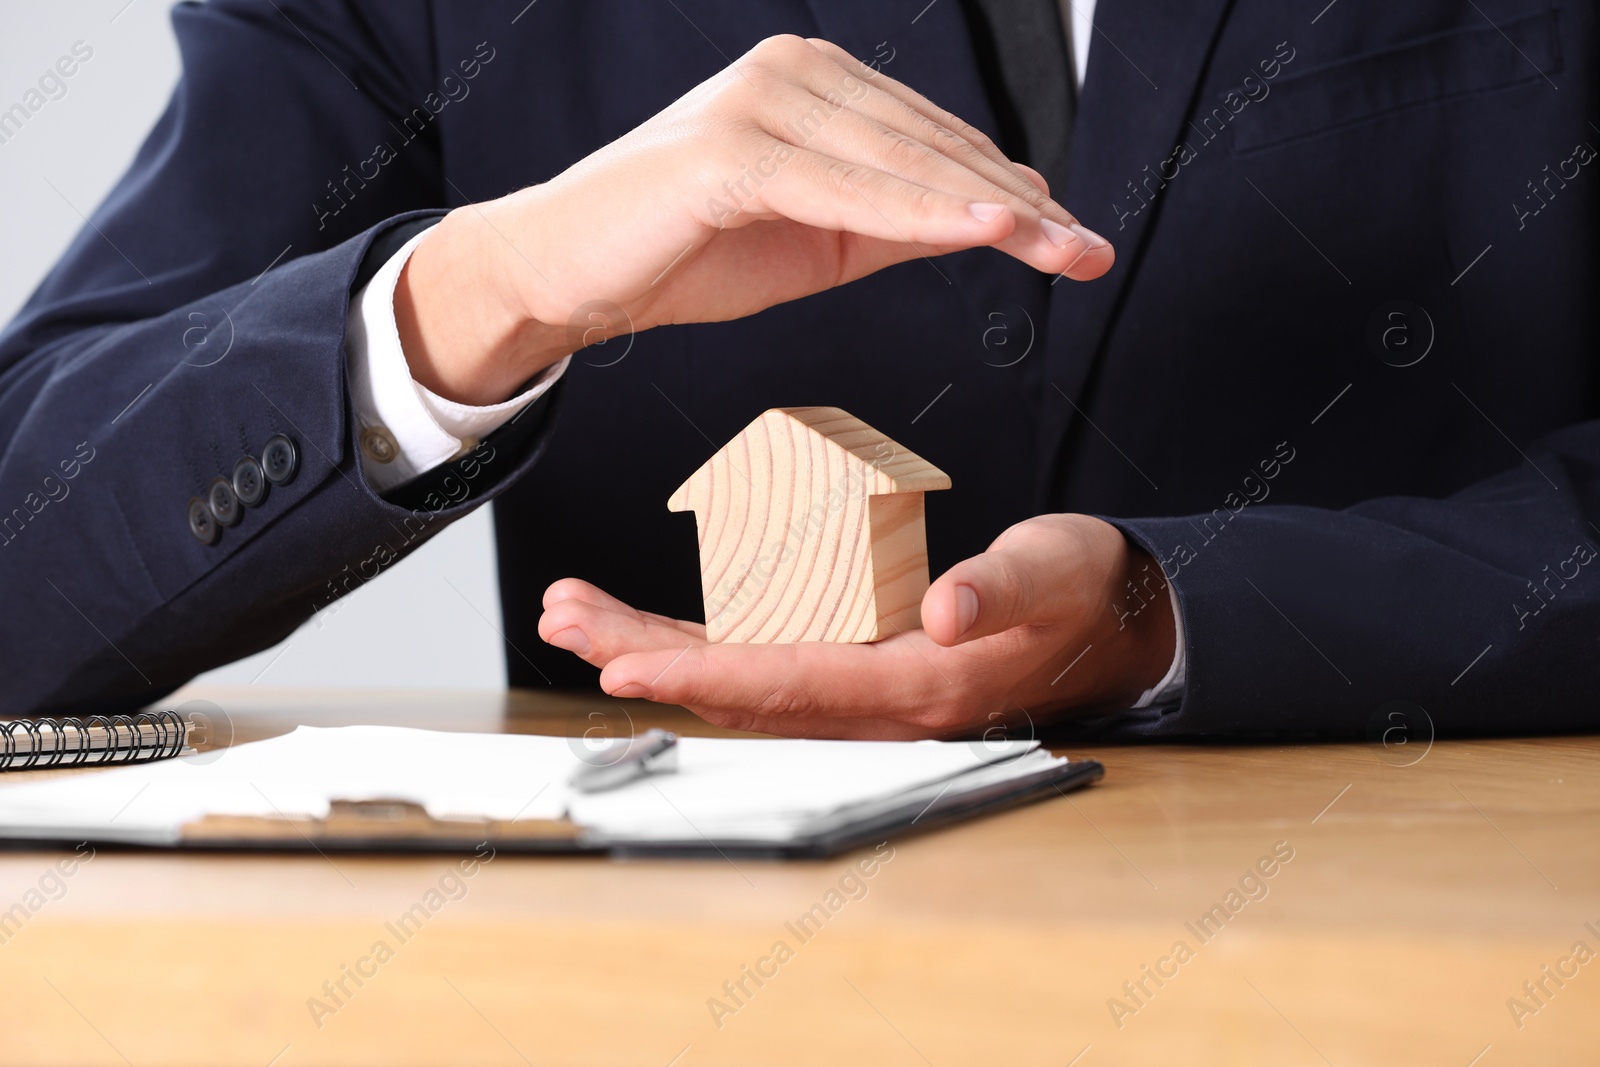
[{"left": 668, "top": 407, "right": 951, "bottom": 644}]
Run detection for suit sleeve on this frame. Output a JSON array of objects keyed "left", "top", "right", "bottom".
[
  {"left": 0, "top": 0, "right": 558, "bottom": 717},
  {"left": 1099, "top": 421, "right": 1600, "bottom": 740}
]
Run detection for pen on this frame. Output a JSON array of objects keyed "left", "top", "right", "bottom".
[{"left": 569, "top": 728, "right": 678, "bottom": 793}]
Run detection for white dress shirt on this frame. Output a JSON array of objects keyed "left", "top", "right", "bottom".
[
  {"left": 342, "top": 1, "right": 1187, "bottom": 708},
  {"left": 345, "top": 228, "right": 568, "bottom": 495}
]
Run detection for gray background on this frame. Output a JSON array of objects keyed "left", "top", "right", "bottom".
[{"left": 2, "top": 1, "right": 509, "bottom": 690}]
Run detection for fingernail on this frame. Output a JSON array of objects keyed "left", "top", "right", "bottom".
[
  {"left": 1039, "top": 217, "right": 1073, "bottom": 247},
  {"left": 611, "top": 682, "right": 653, "bottom": 699},
  {"left": 955, "top": 584, "right": 980, "bottom": 637},
  {"left": 969, "top": 201, "right": 1005, "bottom": 222},
  {"left": 1070, "top": 221, "right": 1109, "bottom": 249},
  {"left": 547, "top": 627, "right": 591, "bottom": 655}
]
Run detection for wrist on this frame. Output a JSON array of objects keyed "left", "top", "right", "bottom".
[
  {"left": 1092, "top": 525, "right": 1178, "bottom": 707},
  {"left": 392, "top": 205, "right": 574, "bottom": 406}
]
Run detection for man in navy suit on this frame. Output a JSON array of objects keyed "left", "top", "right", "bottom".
[{"left": 0, "top": 0, "right": 1593, "bottom": 740}]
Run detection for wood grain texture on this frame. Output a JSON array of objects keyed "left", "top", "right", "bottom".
[
  {"left": 667, "top": 407, "right": 950, "bottom": 644},
  {"left": 1, "top": 685, "right": 1595, "bottom": 1067}
]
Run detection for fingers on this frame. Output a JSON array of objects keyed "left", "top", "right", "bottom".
[
  {"left": 749, "top": 42, "right": 1111, "bottom": 279},
  {"left": 539, "top": 579, "right": 705, "bottom": 664},
  {"left": 747, "top": 146, "right": 1021, "bottom": 252},
  {"left": 792, "top": 64, "right": 1053, "bottom": 213},
  {"left": 922, "top": 554, "right": 1033, "bottom": 646},
  {"left": 542, "top": 577, "right": 628, "bottom": 613},
  {"left": 778, "top": 106, "right": 1102, "bottom": 276},
  {"left": 801, "top": 38, "right": 1033, "bottom": 187},
  {"left": 922, "top": 517, "right": 1106, "bottom": 646},
  {"left": 799, "top": 39, "right": 1109, "bottom": 278},
  {"left": 542, "top": 579, "right": 707, "bottom": 639},
  {"left": 1013, "top": 162, "right": 1050, "bottom": 197},
  {"left": 686, "top": 704, "right": 951, "bottom": 741},
  {"left": 597, "top": 637, "right": 952, "bottom": 725}
]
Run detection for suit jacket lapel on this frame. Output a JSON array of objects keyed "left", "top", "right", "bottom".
[{"left": 1037, "top": 0, "right": 1237, "bottom": 507}]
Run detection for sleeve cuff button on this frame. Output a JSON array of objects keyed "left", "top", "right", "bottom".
[
  {"left": 232, "top": 454, "right": 267, "bottom": 507},
  {"left": 360, "top": 425, "right": 399, "bottom": 464},
  {"left": 262, "top": 433, "right": 299, "bottom": 485},
  {"left": 207, "top": 476, "right": 241, "bottom": 526},
  {"left": 187, "top": 496, "right": 219, "bottom": 545}
]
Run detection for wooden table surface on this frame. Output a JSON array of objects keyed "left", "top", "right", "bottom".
[{"left": 0, "top": 685, "right": 1595, "bottom": 1066}]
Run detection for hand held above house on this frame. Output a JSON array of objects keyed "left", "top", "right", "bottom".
[{"left": 391, "top": 34, "right": 1114, "bottom": 407}]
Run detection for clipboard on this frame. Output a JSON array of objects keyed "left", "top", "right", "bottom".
[
  {"left": 0, "top": 725, "right": 1104, "bottom": 860},
  {"left": 161, "top": 756, "right": 1102, "bottom": 859}
]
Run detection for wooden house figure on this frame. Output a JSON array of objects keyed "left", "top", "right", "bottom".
[{"left": 668, "top": 407, "right": 951, "bottom": 644}]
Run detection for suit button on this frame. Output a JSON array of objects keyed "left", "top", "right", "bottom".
[
  {"left": 187, "top": 496, "right": 219, "bottom": 544},
  {"left": 207, "top": 476, "right": 241, "bottom": 526},
  {"left": 232, "top": 455, "right": 267, "bottom": 506},
  {"left": 262, "top": 433, "right": 299, "bottom": 485}
]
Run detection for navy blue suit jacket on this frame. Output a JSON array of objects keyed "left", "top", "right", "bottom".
[{"left": 1, "top": 0, "right": 1594, "bottom": 738}]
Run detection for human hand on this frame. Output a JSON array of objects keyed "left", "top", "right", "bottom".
[
  {"left": 537, "top": 515, "right": 1176, "bottom": 740},
  {"left": 395, "top": 34, "right": 1114, "bottom": 405}
]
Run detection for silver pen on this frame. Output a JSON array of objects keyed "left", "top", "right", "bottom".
[{"left": 569, "top": 728, "right": 679, "bottom": 793}]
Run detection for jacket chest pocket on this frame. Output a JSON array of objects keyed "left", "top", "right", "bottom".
[{"left": 1232, "top": 8, "right": 1562, "bottom": 155}]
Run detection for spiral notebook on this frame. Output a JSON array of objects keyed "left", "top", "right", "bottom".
[
  {"left": 0, "top": 711, "right": 190, "bottom": 771},
  {"left": 0, "top": 724, "right": 1102, "bottom": 858}
]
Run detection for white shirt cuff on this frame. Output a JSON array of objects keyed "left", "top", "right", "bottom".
[
  {"left": 1131, "top": 580, "right": 1187, "bottom": 708},
  {"left": 345, "top": 226, "right": 570, "bottom": 495}
]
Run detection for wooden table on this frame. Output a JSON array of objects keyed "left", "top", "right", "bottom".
[{"left": 1, "top": 686, "right": 1595, "bottom": 1066}]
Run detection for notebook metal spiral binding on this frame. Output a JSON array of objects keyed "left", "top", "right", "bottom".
[{"left": 0, "top": 710, "right": 189, "bottom": 771}]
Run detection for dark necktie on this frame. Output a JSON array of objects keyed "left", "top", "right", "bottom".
[{"left": 960, "top": 0, "right": 1076, "bottom": 198}]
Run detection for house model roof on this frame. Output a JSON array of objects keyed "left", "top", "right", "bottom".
[{"left": 668, "top": 407, "right": 951, "bottom": 509}]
